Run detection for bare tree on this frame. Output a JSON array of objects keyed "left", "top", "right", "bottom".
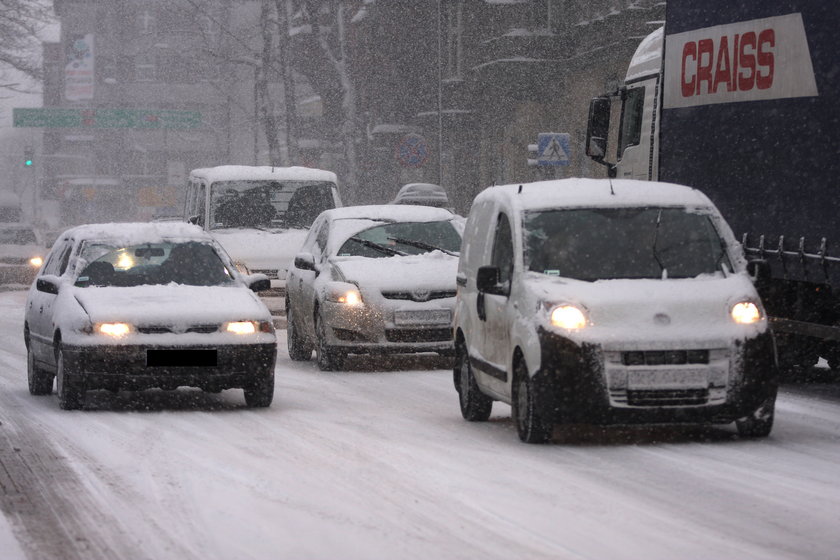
[{"left": 0, "top": 0, "right": 54, "bottom": 89}]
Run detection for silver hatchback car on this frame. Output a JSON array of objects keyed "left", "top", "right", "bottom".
[{"left": 285, "top": 205, "right": 462, "bottom": 370}]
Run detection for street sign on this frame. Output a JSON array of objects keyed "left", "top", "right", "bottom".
[
  {"left": 537, "top": 132, "right": 571, "bottom": 166},
  {"left": 13, "top": 108, "right": 202, "bottom": 129},
  {"left": 395, "top": 134, "right": 429, "bottom": 168}
]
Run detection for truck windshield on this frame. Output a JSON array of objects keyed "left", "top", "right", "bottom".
[
  {"left": 210, "top": 180, "right": 336, "bottom": 230},
  {"left": 523, "top": 207, "right": 730, "bottom": 280}
]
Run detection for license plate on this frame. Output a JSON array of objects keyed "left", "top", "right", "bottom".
[
  {"left": 627, "top": 368, "right": 707, "bottom": 389},
  {"left": 393, "top": 309, "right": 451, "bottom": 325},
  {"left": 146, "top": 349, "right": 217, "bottom": 367}
]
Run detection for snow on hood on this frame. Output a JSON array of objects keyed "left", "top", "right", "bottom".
[
  {"left": 527, "top": 272, "right": 766, "bottom": 346},
  {"left": 332, "top": 252, "right": 458, "bottom": 292},
  {"left": 73, "top": 284, "right": 271, "bottom": 325},
  {"left": 211, "top": 228, "right": 308, "bottom": 275}
]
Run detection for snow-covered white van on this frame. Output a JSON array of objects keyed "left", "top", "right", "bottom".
[
  {"left": 185, "top": 166, "right": 341, "bottom": 285},
  {"left": 454, "top": 178, "right": 778, "bottom": 443}
]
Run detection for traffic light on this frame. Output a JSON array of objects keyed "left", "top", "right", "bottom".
[{"left": 23, "top": 146, "right": 34, "bottom": 167}]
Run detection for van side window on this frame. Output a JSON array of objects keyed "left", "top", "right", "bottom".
[
  {"left": 196, "top": 184, "right": 206, "bottom": 226},
  {"left": 491, "top": 214, "right": 514, "bottom": 293}
]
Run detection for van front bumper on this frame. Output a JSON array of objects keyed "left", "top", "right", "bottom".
[{"left": 531, "top": 328, "right": 778, "bottom": 426}]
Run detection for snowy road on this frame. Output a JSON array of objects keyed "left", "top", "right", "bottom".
[{"left": 0, "top": 289, "right": 838, "bottom": 559}]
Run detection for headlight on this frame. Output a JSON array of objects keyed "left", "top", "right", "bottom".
[
  {"left": 232, "top": 260, "right": 250, "bottom": 275},
  {"left": 549, "top": 305, "right": 588, "bottom": 330},
  {"left": 224, "top": 320, "right": 274, "bottom": 334},
  {"left": 325, "top": 282, "right": 363, "bottom": 306},
  {"left": 29, "top": 256, "right": 43, "bottom": 268},
  {"left": 225, "top": 321, "right": 257, "bottom": 334},
  {"left": 731, "top": 301, "right": 762, "bottom": 324},
  {"left": 96, "top": 322, "right": 132, "bottom": 337}
]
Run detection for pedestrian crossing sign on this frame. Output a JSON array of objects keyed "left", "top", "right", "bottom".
[{"left": 537, "top": 133, "right": 571, "bottom": 166}]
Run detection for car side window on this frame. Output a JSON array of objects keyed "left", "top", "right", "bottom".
[
  {"left": 491, "top": 213, "right": 514, "bottom": 293},
  {"left": 42, "top": 243, "right": 70, "bottom": 276},
  {"left": 314, "top": 221, "right": 330, "bottom": 260}
]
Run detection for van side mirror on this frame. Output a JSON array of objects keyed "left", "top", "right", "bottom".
[
  {"left": 36, "top": 277, "right": 59, "bottom": 295},
  {"left": 188, "top": 215, "right": 199, "bottom": 225},
  {"left": 476, "top": 266, "right": 500, "bottom": 293},
  {"left": 245, "top": 274, "right": 271, "bottom": 293},
  {"left": 746, "top": 259, "right": 771, "bottom": 285},
  {"left": 294, "top": 252, "right": 316, "bottom": 272},
  {"left": 585, "top": 96, "right": 611, "bottom": 164}
]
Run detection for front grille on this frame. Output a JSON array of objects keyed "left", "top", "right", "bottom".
[
  {"left": 381, "top": 290, "right": 456, "bottom": 302},
  {"left": 622, "top": 349, "right": 709, "bottom": 366},
  {"left": 627, "top": 389, "right": 709, "bottom": 407},
  {"left": 137, "top": 325, "right": 219, "bottom": 334},
  {"left": 385, "top": 328, "right": 451, "bottom": 343},
  {"left": 333, "top": 327, "right": 369, "bottom": 342}
]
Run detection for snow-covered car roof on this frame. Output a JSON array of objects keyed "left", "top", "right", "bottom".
[
  {"left": 323, "top": 204, "right": 456, "bottom": 223},
  {"left": 58, "top": 222, "right": 215, "bottom": 246},
  {"left": 190, "top": 165, "right": 337, "bottom": 184},
  {"left": 477, "top": 178, "right": 717, "bottom": 213},
  {"left": 391, "top": 183, "right": 450, "bottom": 206}
]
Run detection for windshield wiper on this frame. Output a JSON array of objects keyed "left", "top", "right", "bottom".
[
  {"left": 651, "top": 209, "right": 667, "bottom": 279},
  {"left": 349, "top": 236, "right": 406, "bottom": 256},
  {"left": 386, "top": 237, "right": 457, "bottom": 256}
]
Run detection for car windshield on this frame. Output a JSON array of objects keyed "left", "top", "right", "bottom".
[
  {"left": 337, "top": 220, "right": 461, "bottom": 258},
  {"left": 210, "top": 180, "right": 336, "bottom": 230},
  {"left": 523, "top": 207, "right": 730, "bottom": 280},
  {"left": 75, "top": 241, "right": 235, "bottom": 287},
  {"left": 0, "top": 228, "right": 37, "bottom": 245}
]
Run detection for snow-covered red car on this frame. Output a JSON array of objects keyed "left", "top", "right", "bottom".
[
  {"left": 24, "top": 222, "right": 277, "bottom": 410},
  {"left": 454, "top": 178, "right": 778, "bottom": 443},
  {"left": 285, "top": 205, "right": 462, "bottom": 371}
]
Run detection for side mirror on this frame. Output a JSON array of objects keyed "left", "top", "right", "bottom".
[
  {"left": 36, "top": 277, "right": 60, "bottom": 295},
  {"left": 746, "top": 259, "right": 771, "bottom": 285},
  {"left": 476, "top": 266, "right": 500, "bottom": 293},
  {"left": 585, "top": 96, "right": 611, "bottom": 163},
  {"left": 294, "top": 252, "right": 316, "bottom": 272},
  {"left": 188, "top": 215, "right": 200, "bottom": 225},
  {"left": 246, "top": 274, "right": 271, "bottom": 293}
]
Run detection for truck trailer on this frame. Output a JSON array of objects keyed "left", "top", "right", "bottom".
[{"left": 585, "top": 1, "right": 839, "bottom": 371}]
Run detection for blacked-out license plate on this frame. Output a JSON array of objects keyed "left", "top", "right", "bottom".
[{"left": 146, "top": 349, "right": 217, "bottom": 367}]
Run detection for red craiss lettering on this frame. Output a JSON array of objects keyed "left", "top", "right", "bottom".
[
  {"left": 679, "top": 27, "right": 775, "bottom": 97},
  {"left": 756, "top": 29, "right": 775, "bottom": 89},
  {"left": 681, "top": 42, "right": 697, "bottom": 97},
  {"left": 695, "top": 38, "right": 714, "bottom": 95},
  {"left": 738, "top": 31, "right": 756, "bottom": 91}
]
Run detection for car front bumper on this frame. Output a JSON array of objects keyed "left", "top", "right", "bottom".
[
  {"left": 61, "top": 343, "right": 277, "bottom": 392},
  {"left": 530, "top": 328, "right": 778, "bottom": 426},
  {"left": 321, "top": 300, "right": 454, "bottom": 355}
]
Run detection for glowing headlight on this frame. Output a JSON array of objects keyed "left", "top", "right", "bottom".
[
  {"left": 731, "top": 301, "right": 761, "bottom": 324},
  {"left": 96, "top": 322, "right": 132, "bottom": 337},
  {"left": 549, "top": 305, "right": 587, "bottom": 330},
  {"left": 115, "top": 252, "right": 134, "bottom": 270},
  {"left": 325, "top": 283, "right": 363, "bottom": 306},
  {"left": 29, "top": 256, "right": 43, "bottom": 268},
  {"left": 225, "top": 321, "right": 257, "bottom": 335}
]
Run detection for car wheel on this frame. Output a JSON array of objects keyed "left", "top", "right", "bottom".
[
  {"left": 243, "top": 373, "right": 274, "bottom": 408},
  {"left": 455, "top": 342, "right": 492, "bottom": 421},
  {"left": 56, "top": 345, "right": 84, "bottom": 410},
  {"left": 736, "top": 389, "right": 777, "bottom": 438},
  {"left": 512, "top": 359, "right": 553, "bottom": 444},
  {"left": 27, "top": 344, "right": 54, "bottom": 396},
  {"left": 286, "top": 302, "right": 313, "bottom": 361},
  {"left": 315, "top": 313, "right": 344, "bottom": 371}
]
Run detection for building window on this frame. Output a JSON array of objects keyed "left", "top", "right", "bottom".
[
  {"left": 138, "top": 9, "right": 155, "bottom": 35},
  {"left": 135, "top": 54, "right": 156, "bottom": 81}
]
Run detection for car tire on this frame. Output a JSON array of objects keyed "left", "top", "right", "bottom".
[
  {"left": 455, "top": 342, "right": 492, "bottom": 421},
  {"left": 512, "top": 359, "right": 553, "bottom": 444},
  {"left": 736, "top": 389, "right": 777, "bottom": 438},
  {"left": 27, "top": 344, "right": 54, "bottom": 396},
  {"left": 315, "top": 313, "right": 344, "bottom": 371},
  {"left": 243, "top": 374, "right": 274, "bottom": 408},
  {"left": 56, "top": 345, "right": 84, "bottom": 410},
  {"left": 286, "top": 302, "right": 313, "bottom": 361}
]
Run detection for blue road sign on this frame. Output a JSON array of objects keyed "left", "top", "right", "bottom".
[{"left": 537, "top": 133, "right": 571, "bottom": 166}]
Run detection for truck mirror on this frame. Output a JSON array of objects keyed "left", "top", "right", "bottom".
[
  {"left": 746, "top": 259, "right": 771, "bottom": 285},
  {"left": 476, "top": 266, "right": 500, "bottom": 293},
  {"left": 585, "top": 97, "right": 611, "bottom": 162}
]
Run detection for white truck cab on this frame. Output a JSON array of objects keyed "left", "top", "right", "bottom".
[{"left": 453, "top": 178, "right": 777, "bottom": 443}]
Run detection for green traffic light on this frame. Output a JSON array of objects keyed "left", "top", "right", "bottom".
[{"left": 24, "top": 159, "right": 33, "bottom": 166}]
